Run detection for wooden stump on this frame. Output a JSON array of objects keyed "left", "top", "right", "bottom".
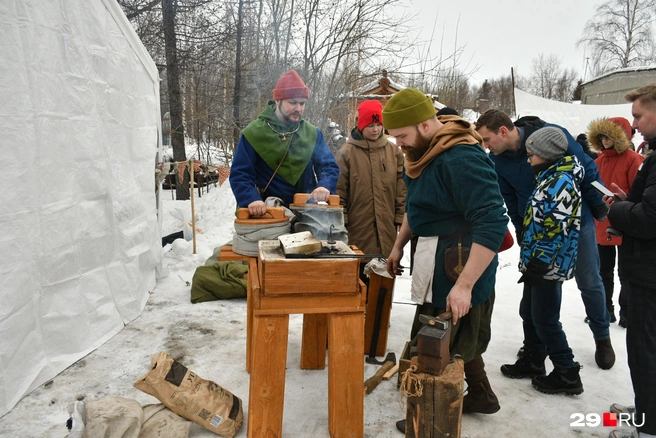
[{"left": 404, "top": 358, "right": 464, "bottom": 438}]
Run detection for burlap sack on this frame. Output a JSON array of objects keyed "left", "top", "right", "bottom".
[{"left": 134, "top": 352, "right": 243, "bottom": 437}]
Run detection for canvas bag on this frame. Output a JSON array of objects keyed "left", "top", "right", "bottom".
[{"left": 134, "top": 352, "right": 243, "bottom": 438}]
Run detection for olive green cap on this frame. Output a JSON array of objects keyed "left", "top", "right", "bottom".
[{"left": 382, "top": 88, "right": 436, "bottom": 130}]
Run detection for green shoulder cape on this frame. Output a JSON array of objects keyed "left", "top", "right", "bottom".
[{"left": 242, "top": 101, "right": 317, "bottom": 186}]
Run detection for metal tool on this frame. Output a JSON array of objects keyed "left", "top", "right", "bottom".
[{"left": 416, "top": 311, "right": 453, "bottom": 376}]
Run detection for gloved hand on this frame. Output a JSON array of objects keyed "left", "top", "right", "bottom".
[
  {"left": 518, "top": 259, "right": 550, "bottom": 286},
  {"left": 591, "top": 202, "right": 609, "bottom": 221}
]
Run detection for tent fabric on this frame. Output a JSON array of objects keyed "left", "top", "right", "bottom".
[
  {"left": 0, "top": 0, "right": 162, "bottom": 417},
  {"left": 513, "top": 88, "right": 643, "bottom": 145}
]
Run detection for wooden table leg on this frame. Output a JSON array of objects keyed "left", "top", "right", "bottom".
[
  {"left": 300, "top": 313, "right": 327, "bottom": 369},
  {"left": 327, "top": 312, "right": 364, "bottom": 438},
  {"left": 246, "top": 258, "right": 258, "bottom": 373},
  {"left": 248, "top": 314, "right": 289, "bottom": 438}
]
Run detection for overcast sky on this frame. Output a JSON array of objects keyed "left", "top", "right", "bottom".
[{"left": 397, "top": 0, "right": 600, "bottom": 85}]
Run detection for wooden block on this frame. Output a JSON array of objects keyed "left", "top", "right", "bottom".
[
  {"left": 328, "top": 312, "right": 364, "bottom": 438},
  {"left": 217, "top": 245, "right": 251, "bottom": 262},
  {"left": 292, "top": 193, "right": 340, "bottom": 206},
  {"left": 236, "top": 207, "right": 285, "bottom": 219},
  {"left": 300, "top": 314, "right": 327, "bottom": 370},
  {"left": 278, "top": 231, "right": 322, "bottom": 255},
  {"left": 247, "top": 314, "right": 290, "bottom": 438},
  {"left": 404, "top": 359, "right": 464, "bottom": 438},
  {"left": 383, "top": 363, "right": 399, "bottom": 380},
  {"left": 364, "top": 273, "right": 395, "bottom": 357}
]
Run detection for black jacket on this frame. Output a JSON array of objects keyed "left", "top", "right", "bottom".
[{"left": 608, "top": 139, "right": 656, "bottom": 288}]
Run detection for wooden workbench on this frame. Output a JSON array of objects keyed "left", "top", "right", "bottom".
[{"left": 247, "top": 241, "right": 366, "bottom": 438}]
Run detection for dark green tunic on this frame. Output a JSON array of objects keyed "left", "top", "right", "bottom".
[{"left": 404, "top": 144, "right": 507, "bottom": 308}]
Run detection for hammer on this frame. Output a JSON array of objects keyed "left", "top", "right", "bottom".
[{"left": 363, "top": 352, "right": 397, "bottom": 395}]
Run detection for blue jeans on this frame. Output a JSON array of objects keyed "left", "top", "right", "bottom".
[
  {"left": 520, "top": 280, "right": 575, "bottom": 368},
  {"left": 576, "top": 219, "right": 610, "bottom": 340}
]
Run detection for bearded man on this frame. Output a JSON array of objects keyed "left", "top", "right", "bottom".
[
  {"left": 383, "top": 89, "right": 508, "bottom": 431},
  {"left": 230, "top": 70, "right": 339, "bottom": 216}
]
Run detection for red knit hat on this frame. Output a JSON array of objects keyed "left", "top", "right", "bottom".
[
  {"left": 357, "top": 100, "right": 384, "bottom": 131},
  {"left": 273, "top": 70, "right": 309, "bottom": 100},
  {"left": 608, "top": 117, "right": 633, "bottom": 140}
]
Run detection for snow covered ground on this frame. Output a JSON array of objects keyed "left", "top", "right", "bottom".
[{"left": 0, "top": 181, "right": 636, "bottom": 437}]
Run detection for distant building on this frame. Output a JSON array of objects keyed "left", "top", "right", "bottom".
[
  {"left": 581, "top": 65, "right": 656, "bottom": 105},
  {"left": 330, "top": 70, "right": 443, "bottom": 135}
]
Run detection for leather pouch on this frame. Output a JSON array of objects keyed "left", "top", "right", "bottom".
[{"left": 444, "top": 237, "right": 470, "bottom": 283}]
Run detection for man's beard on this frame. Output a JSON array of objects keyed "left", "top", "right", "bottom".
[
  {"left": 401, "top": 131, "right": 432, "bottom": 161},
  {"left": 277, "top": 103, "right": 301, "bottom": 125}
]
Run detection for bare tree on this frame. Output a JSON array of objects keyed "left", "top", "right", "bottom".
[
  {"left": 528, "top": 53, "right": 578, "bottom": 102},
  {"left": 577, "top": 0, "right": 656, "bottom": 76},
  {"left": 162, "top": 0, "right": 190, "bottom": 200}
]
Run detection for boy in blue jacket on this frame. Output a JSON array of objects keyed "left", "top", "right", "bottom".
[{"left": 501, "top": 127, "right": 584, "bottom": 395}]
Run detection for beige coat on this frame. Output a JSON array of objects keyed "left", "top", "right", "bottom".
[{"left": 336, "top": 129, "right": 406, "bottom": 257}]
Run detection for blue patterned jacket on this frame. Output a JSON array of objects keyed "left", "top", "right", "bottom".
[{"left": 519, "top": 155, "right": 584, "bottom": 281}]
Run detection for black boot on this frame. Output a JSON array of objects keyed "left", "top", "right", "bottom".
[
  {"left": 463, "top": 355, "right": 500, "bottom": 414},
  {"left": 501, "top": 348, "right": 546, "bottom": 379},
  {"left": 395, "top": 419, "right": 405, "bottom": 434},
  {"left": 595, "top": 338, "right": 616, "bottom": 370},
  {"left": 532, "top": 363, "right": 583, "bottom": 395}
]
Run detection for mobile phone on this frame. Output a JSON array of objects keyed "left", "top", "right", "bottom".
[{"left": 591, "top": 181, "right": 616, "bottom": 198}]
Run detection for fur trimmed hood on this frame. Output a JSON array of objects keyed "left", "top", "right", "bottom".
[{"left": 587, "top": 118, "right": 632, "bottom": 154}]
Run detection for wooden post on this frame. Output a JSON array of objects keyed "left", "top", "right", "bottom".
[
  {"left": 364, "top": 273, "right": 394, "bottom": 357},
  {"left": 328, "top": 312, "right": 364, "bottom": 438},
  {"left": 404, "top": 358, "right": 464, "bottom": 438},
  {"left": 189, "top": 160, "right": 197, "bottom": 254},
  {"left": 300, "top": 314, "right": 327, "bottom": 369},
  {"left": 247, "top": 314, "right": 289, "bottom": 438}
]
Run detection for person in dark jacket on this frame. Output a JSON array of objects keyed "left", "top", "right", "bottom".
[
  {"left": 606, "top": 83, "right": 656, "bottom": 438},
  {"left": 384, "top": 89, "right": 507, "bottom": 429},
  {"left": 576, "top": 133, "right": 598, "bottom": 159},
  {"left": 475, "top": 110, "right": 616, "bottom": 371},
  {"left": 229, "top": 70, "right": 339, "bottom": 216}
]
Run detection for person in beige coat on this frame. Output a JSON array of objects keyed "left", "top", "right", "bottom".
[{"left": 336, "top": 100, "right": 406, "bottom": 277}]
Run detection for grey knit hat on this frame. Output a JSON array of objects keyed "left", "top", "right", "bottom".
[{"left": 526, "top": 127, "right": 568, "bottom": 161}]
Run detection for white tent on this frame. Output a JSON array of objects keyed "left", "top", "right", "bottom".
[
  {"left": 514, "top": 88, "right": 643, "bottom": 145},
  {"left": 0, "top": 0, "right": 162, "bottom": 416}
]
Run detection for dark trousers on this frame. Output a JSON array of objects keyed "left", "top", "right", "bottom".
[
  {"left": 520, "top": 280, "right": 575, "bottom": 368},
  {"left": 598, "top": 245, "right": 627, "bottom": 314},
  {"left": 625, "top": 282, "right": 656, "bottom": 434}
]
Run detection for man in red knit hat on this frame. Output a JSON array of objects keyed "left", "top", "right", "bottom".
[{"left": 230, "top": 70, "right": 339, "bottom": 216}]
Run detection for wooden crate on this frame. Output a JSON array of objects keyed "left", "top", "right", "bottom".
[
  {"left": 257, "top": 240, "right": 360, "bottom": 296},
  {"left": 398, "top": 341, "right": 412, "bottom": 389}
]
